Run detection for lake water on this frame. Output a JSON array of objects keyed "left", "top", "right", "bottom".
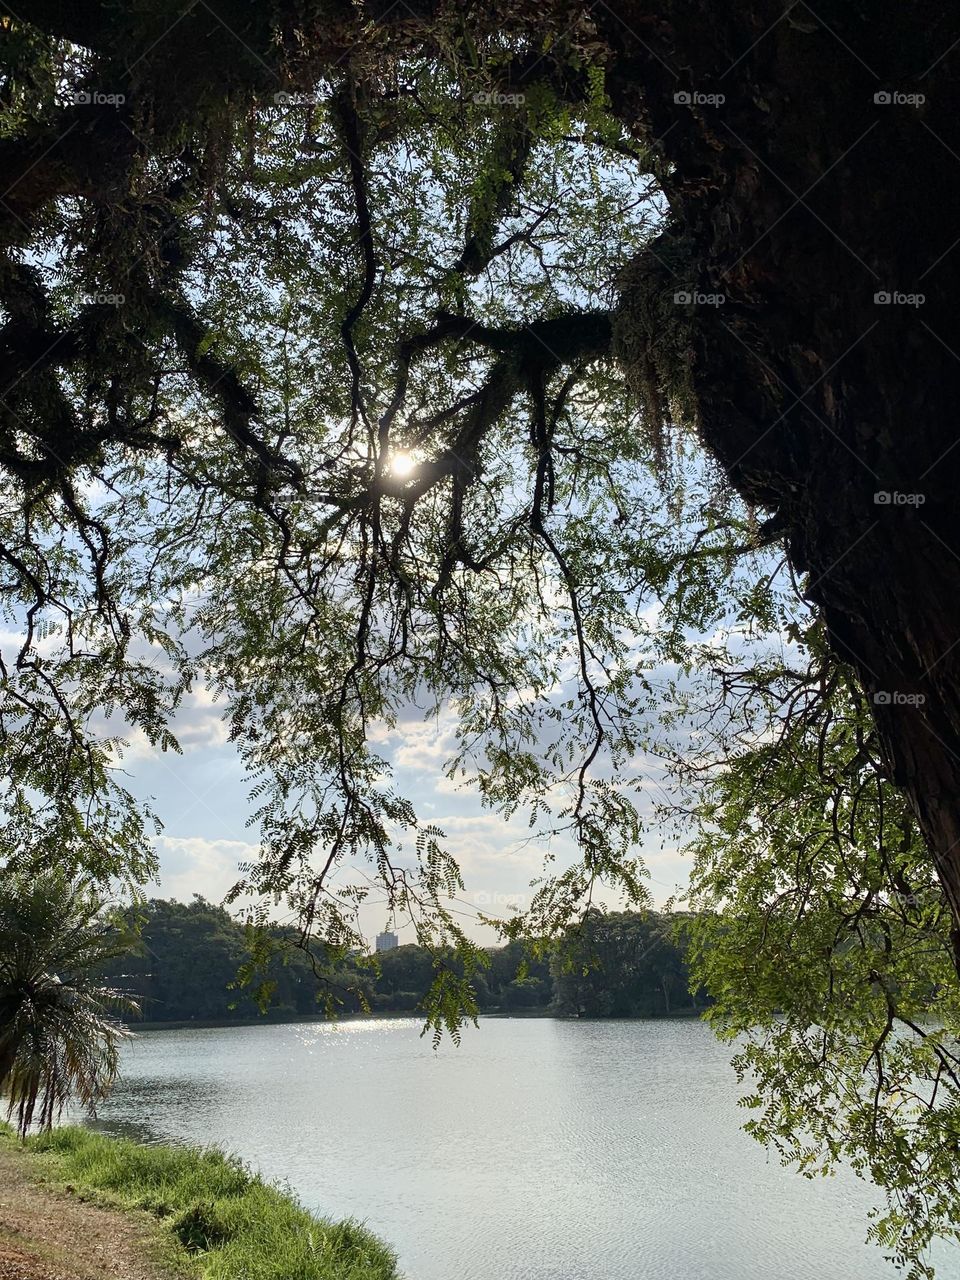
[{"left": 85, "top": 1017, "right": 947, "bottom": 1279}]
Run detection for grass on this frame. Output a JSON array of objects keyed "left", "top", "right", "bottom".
[{"left": 15, "top": 1124, "right": 400, "bottom": 1280}]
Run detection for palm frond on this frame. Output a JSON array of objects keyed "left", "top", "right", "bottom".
[{"left": 0, "top": 872, "right": 138, "bottom": 1137}]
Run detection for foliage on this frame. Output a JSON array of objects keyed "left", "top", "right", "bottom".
[
  {"left": 0, "top": 5, "right": 792, "bottom": 1055},
  {"left": 681, "top": 635, "right": 960, "bottom": 1278},
  {"left": 98, "top": 897, "right": 697, "bottom": 1022},
  {"left": 0, "top": 874, "right": 135, "bottom": 1137},
  {"left": 551, "top": 909, "right": 699, "bottom": 1017},
  {"left": 0, "top": 9, "right": 756, "bottom": 1002},
  {"left": 19, "top": 1124, "right": 399, "bottom": 1280}
]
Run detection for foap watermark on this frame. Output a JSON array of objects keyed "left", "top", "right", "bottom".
[
  {"left": 674, "top": 90, "right": 725, "bottom": 107},
  {"left": 80, "top": 291, "right": 125, "bottom": 307},
  {"left": 274, "top": 91, "right": 322, "bottom": 106},
  {"left": 892, "top": 888, "right": 937, "bottom": 907},
  {"left": 874, "top": 290, "right": 925, "bottom": 307},
  {"left": 873, "top": 690, "right": 926, "bottom": 707},
  {"left": 874, "top": 490, "right": 925, "bottom": 506},
  {"left": 71, "top": 89, "right": 125, "bottom": 107},
  {"left": 874, "top": 90, "right": 925, "bottom": 107},
  {"left": 674, "top": 289, "right": 725, "bottom": 307},
  {"left": 474, "top": 891, "right": 529, "bottom": 910},
  {"left": 471, "top": 91, "right": 525, "bottom": 107}
]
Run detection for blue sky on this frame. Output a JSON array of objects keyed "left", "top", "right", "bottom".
[{"left": 116, "top": 677, "right": 692, "bottom": 947}]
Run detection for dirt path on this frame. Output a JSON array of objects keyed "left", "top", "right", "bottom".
[{"left": 0, "top": 1145, "right": 174, "bottom": 1280}]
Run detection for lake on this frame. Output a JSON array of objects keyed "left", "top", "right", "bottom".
[{"left": 85, "top": 1017, "right": 943, "bottom": 1279}]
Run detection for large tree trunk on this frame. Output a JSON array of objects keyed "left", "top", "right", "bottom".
[{"left": 602, "top": 3, "right": 960, "bottom": 955}]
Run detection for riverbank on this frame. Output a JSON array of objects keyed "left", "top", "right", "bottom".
[
  {"left": 0, "top": 1125, "right": 399, "bottom": 1280},
  {"left": 133, "top": 1005, "right": 704, "bottom": 1032},
  {"left": 0, "top": 1128, "right": 174, "bottom": 1280},
  {"left": 133, "top": 1008, "right": 422, "bottom": 1032}
]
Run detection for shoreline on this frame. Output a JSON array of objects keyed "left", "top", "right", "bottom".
[
  {"left": 0, "top": 1123, "right": 399, "bottom": 1280},
  {"left": 0, "top": 1126, "right": 178, "bottom": 1280},
  {"left": 131, "top": 1006, "right": 705, "bottom": 1032}
]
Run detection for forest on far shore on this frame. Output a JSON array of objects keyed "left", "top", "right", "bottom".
[{"left": 101, "top": 898, "right": 706, "bottom": 1024}]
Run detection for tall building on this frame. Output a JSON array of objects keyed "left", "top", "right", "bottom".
[{"left": 375, "top": 922, "right": 399, "bottom": 953}]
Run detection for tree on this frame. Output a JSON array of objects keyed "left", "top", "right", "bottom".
[
  {"left": 117, "top": 896, "right": 259, "bottom": 1021},
  {"left": 674, "top": 630, "right": 960, "bottom": 1277},
  {"left": 1, "top": 5, "right": 960, "bottom": 1269},
  {"left": 0, "top": 2, "right": 955, "bottom": 955},
  {"left": 551, "top": 909, "right": 695, "bottom": 1017},
  {"left": 91, "top": 901, "right": 557, "bottom": 1017},
  {"left": 102, "top": 897, "right": 377, "bottom": 1019},
  {"left": 0, "top": 874, "right": 135, "bottom": 1137},
  {"left": 373, "top": 944, "right": 437, "bottom": 1001}
]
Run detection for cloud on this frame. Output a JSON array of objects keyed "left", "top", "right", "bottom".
[
  {"left": 173, "top": 684, "right": 231, "bottom": 750},
  {"left": 150, "top": 834, "right": 258, "bottom": 904},
  {"left": 424, "top": 810, "right": 552, "bottom": 878},
  {"left": 391, "top": 716, "right": 459, "bottom": 772}
]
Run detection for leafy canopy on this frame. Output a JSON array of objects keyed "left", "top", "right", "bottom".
[
  {"left": 0, "top": 40, "right": 740, "bottom": 986},
  {"left": 0, "top": 15, "right": 959, "bottom": 1275}
]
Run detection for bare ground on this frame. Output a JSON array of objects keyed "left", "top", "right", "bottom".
[{"left": 0, "top": 1144, "right": 175, "bottom": 1280}]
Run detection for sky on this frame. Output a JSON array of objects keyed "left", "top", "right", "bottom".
[
  {"left": 2, "top": 469, "right": 786, "bottom": 954},
  {"left": 112, "top": 673, "right": 693, "bottom": 948},
  {"left": 0, "top": 95, "right": 698, "bottom": 950}
]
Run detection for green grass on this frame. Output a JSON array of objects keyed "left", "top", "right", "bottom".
[{"left": 16, "top": 1125, "right": 400, "bottom": 1280}]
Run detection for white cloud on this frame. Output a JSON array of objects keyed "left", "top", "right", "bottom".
[
  {"left": 391, "top": 716, "right": 459, "bottom": 772},
  {"left": 150, "top": 834, "right": 258, "bottom": 904}
]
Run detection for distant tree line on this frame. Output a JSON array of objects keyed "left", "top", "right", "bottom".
[
  {"left": 100, "top": 899, "right": 705, "bottom": 1023},
  {"left": 551, "top": 910, "right": 707, "bottom": 1018}
]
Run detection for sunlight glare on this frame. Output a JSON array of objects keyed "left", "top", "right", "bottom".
[{"left": 391, "top": 451, "right": 416, "bottom": 478}]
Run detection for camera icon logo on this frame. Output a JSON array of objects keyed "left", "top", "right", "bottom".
[
  {"left": 873, "top": 491, "right": 891, "bottom": 504},
  {"left": 874, "top": 291, "right": 891, "bottom": 304},
  {"left": 674, "top": 91, "right": 692, "bottom": 105},
  {"left": 673, "top": 290, "right": 692, "bottom": 304},
  {"left": 873, "top": 691, "right": 892, "bottom": 705},
  {"left": 874, "top": 91, "right": 892, "bottom": 104}
]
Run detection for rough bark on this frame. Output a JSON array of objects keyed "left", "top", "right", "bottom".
[{"left": 600, "top": 2, "right": 960, "bottom": 959}]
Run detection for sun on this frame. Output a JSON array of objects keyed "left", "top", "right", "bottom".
[{"left": 390, "top": 451, "right": 416, "bottom": 478}]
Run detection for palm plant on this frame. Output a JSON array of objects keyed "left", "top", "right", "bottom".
[{"left": 0, "top": 872, "right": 137, "bottom": 1137}]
